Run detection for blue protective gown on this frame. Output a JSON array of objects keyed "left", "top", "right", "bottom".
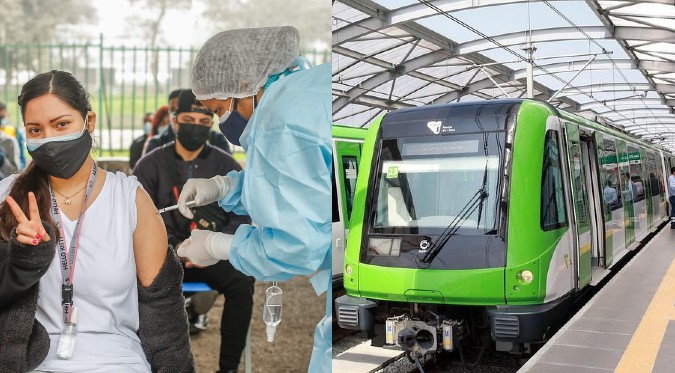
[{"left": 217, "top": 62, "right": 332, "bottom": 373}]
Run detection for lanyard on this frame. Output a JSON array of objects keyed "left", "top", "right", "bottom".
[{"left": 50, "top": 160, "right": 97, "bottom": 323}]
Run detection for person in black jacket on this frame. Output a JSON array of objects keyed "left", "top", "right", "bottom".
[
  {"left": 145, "top": 90, "right": 231, "bottom": 155},
  {"left": 134, "top": 90, "right": 253, "bottom": 373},
  {"left": 129, "top": 112, "right": 154, "bottom": 169}
]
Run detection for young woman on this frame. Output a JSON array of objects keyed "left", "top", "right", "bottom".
[{"left": 0, "top": 70, "right": 194, "bottom": 372}]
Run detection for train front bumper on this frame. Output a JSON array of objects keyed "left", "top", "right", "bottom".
[
  {"left": 486, "top": 292, "right": 573, "bottom": 343},
  {"left": 334, "top": 294, "right": 377, "bottom": 330}
]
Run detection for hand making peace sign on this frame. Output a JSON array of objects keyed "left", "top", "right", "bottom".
[{"left": 5, "top": 192, "right": 51, "bottom": 245}]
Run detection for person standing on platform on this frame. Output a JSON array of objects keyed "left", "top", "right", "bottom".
[{"left": 669, "top": 167, "right": 675, "bottom": 229}]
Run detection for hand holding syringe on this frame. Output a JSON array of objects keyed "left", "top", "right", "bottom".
[{"left": 158, "top": 200, "right": 197, "bottom": 214}]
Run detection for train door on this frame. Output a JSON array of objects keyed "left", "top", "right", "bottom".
[
  {"left": 563, "top": 122, "right": 593, "bottom": 288},
  {"left": 332, "top": 139, "right": 362, "bottom": 283},
  {"left": 580, "top": 132, "right": 610, "bottom": 282},
  {"left": 643, "top": 150, "right": 654, "bottom": 229},
  {"left": 616, "top": 140, "right": 635, "bottom": 247},
  {"left": 594, "top": 132, "right": 613, "bottom": 266}
]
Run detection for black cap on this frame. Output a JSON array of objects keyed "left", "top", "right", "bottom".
[
  {"left": 175, "top": 90, "right": 211, "bottom": 116},
  {"left": 0, "top": 101, "right": 5, "bottom": 110}
]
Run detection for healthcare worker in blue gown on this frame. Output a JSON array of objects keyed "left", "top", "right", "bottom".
[{"left": 175, "top": 26, "right": 331, "bottom": 373}]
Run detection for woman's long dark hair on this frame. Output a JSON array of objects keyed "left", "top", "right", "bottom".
[
  {"left": 0, "top": 70, "right": 92, "bottom": 241},
  {"left": 151, "top": 105, "right": 169, "bottom": 137}
]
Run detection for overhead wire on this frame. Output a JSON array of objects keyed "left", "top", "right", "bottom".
[
  {"left": 542, "top": 0, "right": 666, "bottom": 132},
  {"left": 417, "top": 0, "right": 655, "bottom": 135}
]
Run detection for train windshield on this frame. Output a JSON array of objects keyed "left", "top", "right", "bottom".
[{"left": 372, "top": 133, "right": 505, "bottom": 235}]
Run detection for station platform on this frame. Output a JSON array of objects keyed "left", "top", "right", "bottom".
[
  {"left": 520, "top": 225, "right": 675, "bottom": 373},
  {"left": 332, "top": 337, "right": 403, "bottom": 373}
]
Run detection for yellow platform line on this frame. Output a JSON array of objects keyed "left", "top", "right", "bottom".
[{"left": 615, "top": 255, "right": 675, "bottom": 373}]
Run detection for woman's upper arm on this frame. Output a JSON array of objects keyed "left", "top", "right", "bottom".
[{"left": 133, "top": 187, "right": 168, "bottom": 287}]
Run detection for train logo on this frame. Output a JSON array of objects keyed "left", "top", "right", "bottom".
[
  {"left": 419, "top": 239, "right": 430, "bottom": 253},
  {"left": 427, "top": 120, "right": 442, "bottom": 134},
  {"left": 441, "top": 124, "right": 456, "bottom": 133}
]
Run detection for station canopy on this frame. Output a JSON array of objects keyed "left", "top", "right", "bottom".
[{"left": 332, "top": 0, "right": 675, "bottom": 150}]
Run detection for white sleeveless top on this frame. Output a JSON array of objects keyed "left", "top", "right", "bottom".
[{"left": 0, "top": 171, "right": 151, "bottom": 373}]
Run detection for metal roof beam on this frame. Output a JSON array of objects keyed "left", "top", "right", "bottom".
[
  {"left": 332, "top": 17, "right": 389, "bottom": 45},
  {"left": 578, "top": 98, "right": 664, "bottom": 111},
  {"left": 332, "top": 45, "right": 397, "bottom": 71},
  {"left": 586, "top": 0, "right": 675, "bottom": 146},
  {"left": 595, "top": 107, "right": 671, "bottom": 115},
  {"left": 639, "top": 132, "right": 675, "bottom": 138},
  {"left": 454, "top": 26, "right": 675, "bottom": 57},
  {"left": 613, "top": 115, "right": 675, "bottom": 124},
  {"left": 512, "top": 59, "right": 635, "bottom": 79},
  {"left": 389, "top": 0, "right": 579, "bottom": 24},
  {"left": 556, "top": 83, "right": 652, "bottom": 97},
  {"left": 332, "top": 89, "right": 415, "bottom": 111},
  {"left": 614, "top": 26, "right": 675, "bottom": 42},
  {"left": 332, "top": 49, "right": 450, "bottom": 111},
  {"left": 641, "top": 60, "right": 675, "bottom": 74},
  {"left": 457, "top": 26, "right": 611, "bottom": 55},
  {"left": 334, "top": 46, "right": 468, "bottom": 95}
]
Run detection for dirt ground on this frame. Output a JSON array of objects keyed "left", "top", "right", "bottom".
[{"left": 190, "top": 276, "right": 326, "bottom": 373}]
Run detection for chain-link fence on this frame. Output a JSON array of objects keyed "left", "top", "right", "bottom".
[{"left": 0, "top": 35, "right": 330, "bottom": 155}]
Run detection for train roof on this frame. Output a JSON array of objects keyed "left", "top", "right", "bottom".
[
  {"left": 376, "top": 99, "right": 673, "bottom": 155},
  {"left": 332, "top": 124, "right": 368, "bottom": 140}
]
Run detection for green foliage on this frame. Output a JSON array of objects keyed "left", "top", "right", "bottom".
[{"left": 0, "top": 0, "right": 95, "bottom": 44}]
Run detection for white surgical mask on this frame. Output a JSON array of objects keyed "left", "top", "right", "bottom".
[
  {"left": 218, "top": 99, "right": 235, "bottom": 124},
  {"left": 156, "top": 125, "right": 169, "bottom": 135},
  {"left": 0, "top": 117, "right": 8, "bottom": 126},
  {"left": 26, "top": 117, "right": 88, "bottom": 152}
]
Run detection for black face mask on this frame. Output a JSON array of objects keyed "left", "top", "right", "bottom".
[
  {"left": 177, "top": 123, "right": 211, "bottom": 151},
  {"left": 28, "top": 131, "right": 93, "bottom": 179}
]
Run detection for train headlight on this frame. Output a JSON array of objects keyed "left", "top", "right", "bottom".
[
  {"left": 346, "top": 264, "right": 353, "bottom": 275},
  {"left": 518, "top": 270, "right": 534, "bottom": 284}
]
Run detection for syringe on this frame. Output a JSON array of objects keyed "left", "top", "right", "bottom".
[{"left": 158, "top": 200, "right": 197, "bottom": 214}]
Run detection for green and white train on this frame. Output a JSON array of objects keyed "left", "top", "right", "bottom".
[{"left": 334, "top": 99, "right": 674, "bottom": 360}]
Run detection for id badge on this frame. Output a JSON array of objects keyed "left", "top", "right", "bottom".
[{"left": 56, "top": 306, "right": 79, "bottom": 359}]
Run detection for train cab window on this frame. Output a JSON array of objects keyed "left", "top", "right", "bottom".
[
  {"left": 372, "top": 135, "right": 504, "bottom": 234},
  {"left": 541, "top": 130, "right": 568, "bottom": 230}
]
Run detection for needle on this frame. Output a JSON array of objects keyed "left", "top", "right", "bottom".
[{"left": 158, "top": 200, "right": 196, "bottom": 214}]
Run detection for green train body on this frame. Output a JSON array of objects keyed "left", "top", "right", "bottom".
[
  {"left": 335, "top": 99, "right": 674, "bottom": 357},
  {"left": 332, "top": 124, "right": 368, "bottom": 286}
]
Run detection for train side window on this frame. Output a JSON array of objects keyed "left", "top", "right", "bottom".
[
  {"left": 341, "top": 155, "right": 359, "bottom": 220},
  {"left": 541, "top": 130, "right": 568, "bottom": 231},
  {"left": 601, "top": 138, "right": 622, "bottom": 209}
]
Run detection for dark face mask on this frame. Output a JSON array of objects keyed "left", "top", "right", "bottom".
[
  {"left": 28, "top": 130, "right": 93, "bottom": 179},
  {"left": 177, "top": 123, "right": 211, "bottom": 151},
  {"left": 219, "top": 97, "right": 257, "bottom": 146}
]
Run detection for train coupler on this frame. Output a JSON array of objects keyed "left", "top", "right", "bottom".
[{"left": 384, "top": 315, "right": 464, "bottom": 355}]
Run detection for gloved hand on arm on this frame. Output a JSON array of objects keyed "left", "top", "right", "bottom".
[
  {"left": 177, "top": 229, "right": 235, "bottom": 267},
  {"left": 177, "top": 176, "right": 231, "bottom": 218}
]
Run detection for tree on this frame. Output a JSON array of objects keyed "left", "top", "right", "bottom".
[
  {"left": 0, "top": 0, "right": 95, "bottom": 44},
  {"left": 127, "top": 0, "right": 192, "bottom": 49},
  {"left": 199, "top": 0, "right": 331, "bottom": 53},
  {"left": 126, "top": 0, "right": 192, "bottom": 90}
]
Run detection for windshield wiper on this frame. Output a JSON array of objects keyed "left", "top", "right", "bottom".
[
  {"left": 417, "top": 187, "right": 489, "bottom": 267},
  {"left": 475, "top": 159, "right": 489, "bottom": 229}
]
